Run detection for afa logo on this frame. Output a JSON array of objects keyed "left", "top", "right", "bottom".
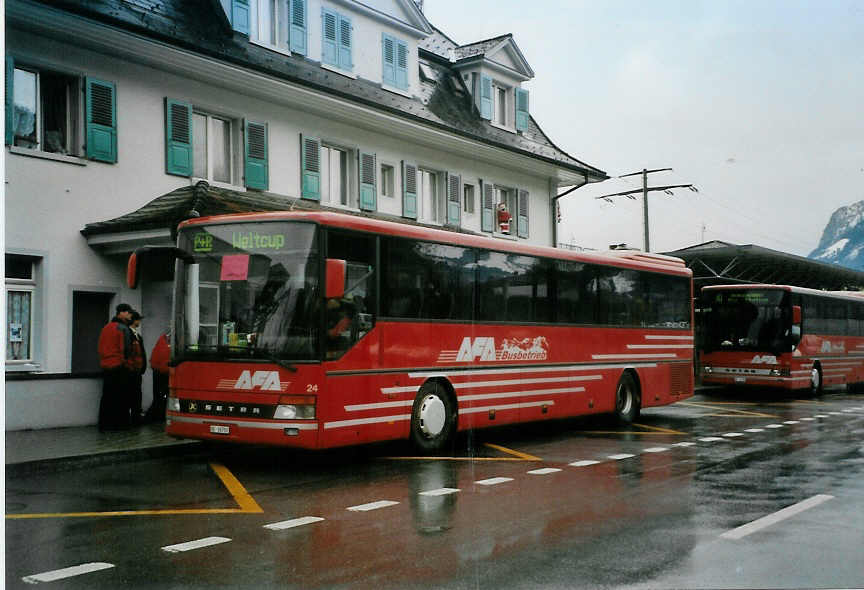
[
  {"left": 234, "top": 370, "right": 282, "bottom": 391},
  {"left": 456, "top": 337, "right": 497, "bottom": 362}
]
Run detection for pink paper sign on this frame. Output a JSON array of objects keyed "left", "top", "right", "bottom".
[{"left": 220, "top": 254, "right": 250, "bottom": 281}]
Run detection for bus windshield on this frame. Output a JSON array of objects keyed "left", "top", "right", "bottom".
[
  {"left": 703, "top": 289, "right": 790, "bottom": 353},
  {"left": 174, "top": 221, "right": 320, "bottom": 362}
]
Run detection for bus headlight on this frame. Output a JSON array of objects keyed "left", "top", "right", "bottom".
[
  {"left": 770, "top": 369, "right": 781, "bottom": 376},
  {"left": 168, "top": 397, "right": 181, "bottom": 412},
  {"left": 703, "top": 366, "right": 712, "bottom": 374},
  {"left": 274, "top": 395, "right": 316, "bottom": 420}
]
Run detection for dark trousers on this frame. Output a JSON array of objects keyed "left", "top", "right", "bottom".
[
  {"left": 99, "top": 369, "right": 132, "bottom": 430},
  {"left": 147, "top": 371, "right": 169, "bottom": 421},
  {"left": 131, "top": 373, "right": 144, "bottom": 424}
]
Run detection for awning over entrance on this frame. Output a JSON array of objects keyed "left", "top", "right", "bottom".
[
  {"left": 82, "top": 181, "right": 481, "bottom": 255},
  {"left": 665, "top": 240, "right": 864, "bottom": 292}
]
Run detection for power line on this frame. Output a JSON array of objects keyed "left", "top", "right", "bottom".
[{"left": 594, "top": 168, "right": 697, "bottom": 252}]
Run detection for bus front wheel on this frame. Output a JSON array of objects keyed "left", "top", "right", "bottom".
[
  {"left": 410, "top": 381, "right": 456, "bottom": 453},
  {"left": 809, "top": 364, "right": 823, "bottom": 394},
  {"left": 615, "top": 373, "right": 641, "bottom": 424}
]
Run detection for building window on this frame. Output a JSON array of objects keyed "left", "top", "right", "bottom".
[
  {"left": 494, "top": 84, "right": 509, "bottom": 126},
  {"left": 71, "top": 292, "right": 114, "bottom": 374},
  {"left": 381, "top": 163, "right": 395, "bottom": 198},
  {"left": 463, "top": 184, "right": 475, "bottom": 214},
  {"left": 12, "top": 66, "right": 81, "bottom": 155},
  {"left": 5, "top": 255, "right": 38, "bottom": 365},
  {"left": 193, "top": 112, "right": 234, "bottom": 184},
  {"left": 321, "top": 144, "right": 351, "bottom": 206},
  {"left": 495, "top": 186, "right": 517, "bottom": 234},
  {"left": 419, "top": 168, "right": 444, "bottom": 223}
]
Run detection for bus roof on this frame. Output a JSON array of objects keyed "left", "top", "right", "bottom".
[
  {"left": 179, "top": 210, "right": 691, "bottom": 277},
  {"left": 703, "top": 283, "right": 864, "bottom": 302}
]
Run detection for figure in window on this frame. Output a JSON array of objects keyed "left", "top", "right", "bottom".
[{"left": 497, "top": 202, "right": 512, "bottom": 234}]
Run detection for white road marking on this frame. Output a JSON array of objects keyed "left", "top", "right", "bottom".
[
  {"left": 783, "top": 420, "right": 800, "bottom": 425},
  {"left": 814, "top": 414, "right": 829, "bottom": 418},
  {"left": 162, "top": 537, "right": 231, "bottom": 553},
  {"left": 765, "top": 424, "right": 784, "bottom": 429},
  {"left": 569, "top": 460, "right": 601, "bottom": 467},
  {"left": 699, "top": 437, "right": 726, "bottom": 442},
  {"left": 263, "top": 516, "right": 325, "bottom": 530},
  {"left": 745, "top": 428, "right": 765, "bottom": 433},
  {"left": 642, "top": 447, "right": 669, "bottom": 453},
  {"left": 672, "top": 441, "right": 697, "bottom": 447},
  {"left": 829, "top": 412, "right": 843, "bottom": 415},
  {"left": 347, "top": 500, "right": 400, "bottom": 512},
  {"left": 419, "top": 488, "right": 460, "bottom": 496},
  {"left": 475, "top": 477, "right": 514, "bottom": 486},
  {"left": 723, "top": 432, "right": 745, "bottom": 438},
  {"left": 527, "top": 468, "right": 562, "bottom": 475},
  {"left": 720, "top": 494, "right": 835, "bottom": 540},
  {"left": 22, "top": 563, "right": 115, "bottom": 584},
  {"left": 800, "top": 417, "right": 816, "bottom": 421},
  {"left": 608, "top": 453, "right": 635, "bottom": 460}
]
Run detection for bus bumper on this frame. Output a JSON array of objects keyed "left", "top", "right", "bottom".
[{"left": 165, "top": 414, "right": 320, "bottom": 448}]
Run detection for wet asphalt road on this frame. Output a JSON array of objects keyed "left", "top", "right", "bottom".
[{"left": 6, "top": 388, "right": 864, "bottom": 589}]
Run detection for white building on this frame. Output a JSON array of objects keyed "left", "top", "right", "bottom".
[{"left": 4, "top": 0, "right": 607, "bottom": 429}]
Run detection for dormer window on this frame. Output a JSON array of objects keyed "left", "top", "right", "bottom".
[
  {"left": 382, "top": 33, "right": 410, "bottom": 91},
  {"left": 494, "top": 83, "right": 508, "bottom": 126},
  {"left": 246, "top": 0, "right": 307, "bottom": 55}
]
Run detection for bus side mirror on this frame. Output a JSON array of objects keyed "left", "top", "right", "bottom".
[
  {"left": 792, "top": 305, "right": 802, "bottom": 325},
  {"left": 127, "top": 246, "right": 195, "bottom": 289},
  {"left": 326, "top": 259, "right": 346, "bottom": 299},
  {"left": 127, "top": 252, "right": 140, "bottom": 289}
]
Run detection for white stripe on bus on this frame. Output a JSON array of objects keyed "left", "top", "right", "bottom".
[
  {"left": 168, "top": 416, "right": 319, "bottom": 430},
  {"left": 591, "top": 353, "right": 677, "bottom": 360},
  {"left": 406, "top": 362, "right": 662, "bottom": 380},
  {"left": 459, "top": 400, "right": 555, "bottom": 414},
  {"left": 381, "top": 373, "right": 602, "bottom": 394},
  {"left": 324, "top": 414, "right": 412, "bottom": 429},
  {"left": 460, "top": 387, "right": 585, "bottom": 402},
  {"left": 626, "top": 344, "right": 693, "bottom": 349},
  {"left": 345, "top": 400, "right": 415, "bottom": 412},
  {"left": 644, "top": 335, "right": 694, "bottom": 340}
]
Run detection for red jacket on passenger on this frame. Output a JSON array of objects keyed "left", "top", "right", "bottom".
[
  {"left": 98, "top": 317, "right": 140, "bottom": 371},
  {"left": 150, "top": 333, "right": 170, "bottom": 374}
]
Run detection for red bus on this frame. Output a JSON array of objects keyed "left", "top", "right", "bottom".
[
  {"left": 131, "top": 211, "right": 693, "bottom": 451},
  {"left": 700, "top": 284, "right": 864, "bottom": 392}
]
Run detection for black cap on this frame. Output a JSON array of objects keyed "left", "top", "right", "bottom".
[
  {"left": 116, "top": 303, "right": 134, "bottom": 314},
  {"left": 131, "top": 310, "right": 143, "bottom": 321}
]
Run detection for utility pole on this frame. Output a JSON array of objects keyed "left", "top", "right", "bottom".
[{"left": 595, "top": 168, "right": 697, "bottom": 252}]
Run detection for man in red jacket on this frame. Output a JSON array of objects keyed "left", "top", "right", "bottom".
[{"left": 97, "top": 303, "right": 136, "bottom": 430}]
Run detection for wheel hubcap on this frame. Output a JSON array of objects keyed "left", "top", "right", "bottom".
[
  {"left": 419, "top": 394, "right": 446, "bottom": 437},
  {"left": 618, "top": 385, "right": 632, "bottom": 415},
  {"left": 811, "top": 368, "right": 819, "bottom": 389}
]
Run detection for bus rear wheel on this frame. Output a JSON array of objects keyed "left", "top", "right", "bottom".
[
  {"left": 410, "top": 381, "right": 456, "bottom": 454},
  {"left": 614, "top": 373, "right": 641, "bottom": 424}
]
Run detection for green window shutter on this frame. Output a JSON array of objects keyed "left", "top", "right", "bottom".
[
  {"left": 515, "top": 88, "right": 530, "bottom": 131},
  {"left": 164, "top": 98, "right": 192, "bottom": 177},
  {"left": 517, "top": 189, "right": 529, "bottom": 238},
  {"left": 289, "top": 0, "right": 307, "bottom": 55},
  {"left": 402, "top": 161, "right": 417, "bottom": 219},
  {"left": 359, "top": 151, "right": 377, "bottom": 211},
  {"left": 300, "top": 134, "right": 321, "bottom": 200},
  {"left": 5, "top": 56, "right": 13, "bottom": 146},
  {"left": 244, "top": 120, "right": 269, "bottom": 190},
  {"left": 85, "top": 77, "right": 117, "bottom": 163},
  {"left": 338, "top": 14, "right": 353, "bottom": 70},
  {"left": 479, "top": 74, "right": 492, "bottom": 120},
  {"left": 395, "top": 40, "right": 409, "bottom": 90},
  {"left": 382, "top": 34, "right": 396, "bottom": 87},
  {"left": 446, "top": 172, "right": 461, "bottom": 226},
  {"left": 481, "top": 180, "right": 494, "bottom": 232},
  {"left": 232, "top": 0, "right": 250, "bottom": 34},
  {"left": 322, "top": 9, "right": 338, "bottom": 66}
]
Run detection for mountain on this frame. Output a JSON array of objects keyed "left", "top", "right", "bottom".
[{"left": 809, "top": 200, "right": 864, "bottom": 269}]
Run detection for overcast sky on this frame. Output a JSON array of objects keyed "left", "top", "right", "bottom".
[{"left": 423, "top": 0, "right": 864, "bottom": 256}]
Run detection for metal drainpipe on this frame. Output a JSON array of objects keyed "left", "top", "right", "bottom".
[{"left": 552, "top": 173, "right": 588, "bottom": 248}]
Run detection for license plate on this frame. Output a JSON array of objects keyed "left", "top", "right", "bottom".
[
  {"left": 734, "top": 376, "right": 746, "bottom": 383},
  {"left": 209, "top": 425, "right": 230, "bottom": 435}
]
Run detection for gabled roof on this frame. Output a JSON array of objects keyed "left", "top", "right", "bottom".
[
  {"left": 13, "top": 0, "right": 605, "bottom": 182},
  {"left": 451, "top": 33, "right": 534, "bottom": 79}
]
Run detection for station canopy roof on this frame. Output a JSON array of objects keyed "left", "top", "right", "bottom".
[{"left": 664, "top": 240, "right": 864, "bottom": 292}]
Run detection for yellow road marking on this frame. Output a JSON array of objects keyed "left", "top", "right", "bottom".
[
  {"left": 383, "top": 442, "right": 541, "bottom": 462},
  {"left": 633, "top": 422, "right": 688, "bottom": 434},
  {"left": 482, "top": 443, "right": 542, "bottom": 461},
  {"left": 576, "top": 422, "right": 688, "bottom": 436},
  {"left": 6, "top": 463, "right": 261, "bottom": 520},
  {"left": 680, "top": 401, "right": 777, "bottom": 418}
]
